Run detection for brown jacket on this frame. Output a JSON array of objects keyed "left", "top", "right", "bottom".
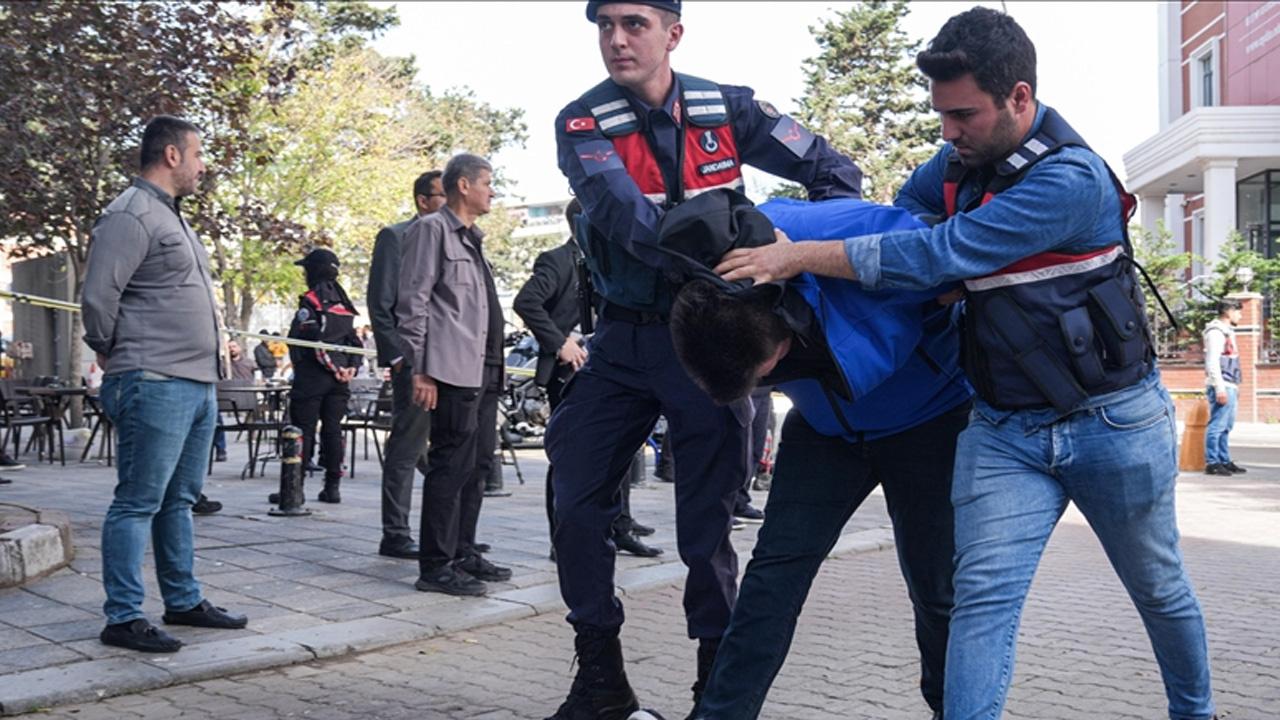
[{"left": 395, "top": 205, "right": 495, "bottom": 388}]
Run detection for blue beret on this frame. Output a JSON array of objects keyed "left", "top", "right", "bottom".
[{"left": 586, "top": 1, "right": 682, "bottom": 22}]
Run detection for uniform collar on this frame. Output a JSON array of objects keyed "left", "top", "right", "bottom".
[{"left": 620, "top": 72, "right": 682, "bottom": 127}]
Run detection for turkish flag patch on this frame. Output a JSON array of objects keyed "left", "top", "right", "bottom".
[{"left": 566, "top": 117, "right": 596, "bottom": 133}]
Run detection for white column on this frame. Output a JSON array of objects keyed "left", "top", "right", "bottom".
[
  {"left": 1137, "top": 192, "right": 1168, "bottom": 240},
  {"left": 1201, "top": 158, "right": 1239, "bottom": 266}
]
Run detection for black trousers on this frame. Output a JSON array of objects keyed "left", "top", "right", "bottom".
[
  {"left": 380, "top": 364, "right": 431, "bottom": 542},
  {"left": 289, "top": 368, "right": 350, "bottom": 481},
  {"left": 418, "top": 365, "right": 501, "bottom": 572}
]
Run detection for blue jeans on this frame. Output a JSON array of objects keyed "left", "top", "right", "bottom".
[
  {"left": 697, "top": 402, "right": 969, "bottom": 719},
  {"left": 1203, "top": 384, "right": 1237, "bottom": 466},
  {"left": 99, "top": 370, "right": 217, "bottom": 625},
  {"left": 945, "top": 371, "right": 1214, "bottom": 720}
]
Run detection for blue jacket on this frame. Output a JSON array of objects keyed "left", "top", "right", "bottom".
[{"left": 759, "top": 198, "right": 972, "bottom": 442}]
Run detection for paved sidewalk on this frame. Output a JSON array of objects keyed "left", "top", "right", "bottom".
[
  {"left": 5, "top": 446, "right": 1280, "bottom": 719},
  {"left": 2, "top": 427, "right": 1278, "bottom": 717},
  {"left": 0, "top": 433, "right": 889, "bottom": 715}
]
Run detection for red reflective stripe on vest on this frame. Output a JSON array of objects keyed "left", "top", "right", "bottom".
[
  {"left": 612, "top": 133, "right": 666, "bottom": 195},
  {"left": 610, "top": 124, "right": 743, "bottom": 199},
  {"left": 943, "top": 181, "right": 958, "bottom": 218},
  {"left": 683, "top": 126, "right": 741, "bottom": 189}
]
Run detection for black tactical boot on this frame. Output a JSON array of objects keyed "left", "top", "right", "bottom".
[
  {"left": 684, "top": 637, "right": 720, "bottom": 720},
  {"left": 545, "top": 632, "right": 639, "bottom": 720},
  {"left": 317, "top": 476, "right": 341, "bottom": 503}
]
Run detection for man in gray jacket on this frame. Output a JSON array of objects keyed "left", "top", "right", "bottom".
[
  {"left": 82, "top": 115, "right": 247, "bottom": 653},
  {"left": 397, "top": 153, "right": 511, "bottom": 596},
  {"left": 368, "top": 170, "right": 444, "bottom": 559}
]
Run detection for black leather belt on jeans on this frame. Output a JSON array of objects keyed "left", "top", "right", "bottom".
[{"left": 601, "top": 303, "right": 669, "bottom": 325}]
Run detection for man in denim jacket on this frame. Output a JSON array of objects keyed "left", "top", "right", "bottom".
[
  {"left": 83, "top": 116, "right": 247, "bottom": 653},
  {"left": 718, "top": 9, "right": 1215, "bottom": 720}
]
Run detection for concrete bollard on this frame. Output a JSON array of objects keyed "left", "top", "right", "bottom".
[
  {"left": 269, "top": 425, "right": 311, "bottom": 517},
  {"left": 1177, "top": 398, "right": 1210, "bottom": 472}
]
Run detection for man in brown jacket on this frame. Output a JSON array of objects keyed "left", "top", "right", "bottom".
[{"left": 397, "top": 153, "right": 511, "bottom": 596}]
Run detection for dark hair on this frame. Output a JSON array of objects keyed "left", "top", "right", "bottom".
[
  {"left": 670, "top": 280, "right": 791, "bottom": 405},
  {"left": 443, "top": 153, "right": 492, "bottom": 197},
  {"left": 1217, "top": 299, "right": 1243, "bottom": 316},
  {"left": 413, "top": 170, "right": 443, "bottom": 202},
  {"left": 140, "top": 115, "right": 200, "bottom": 171},
  {"left": 565, "top": 197, "right": 584, "bottom": 241},
  {"left": 916, "top": 7, "right": 1036, "bottom": 102}
]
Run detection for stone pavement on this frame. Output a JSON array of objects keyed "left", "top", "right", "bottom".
[{"left": 2, "top": 427, "right": 1279, "bottom": 718}]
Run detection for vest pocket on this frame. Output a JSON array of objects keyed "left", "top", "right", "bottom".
[
  {"left": 1087, "top": 279, "right": 1142, "bottom": 368},
  {"left": 1058, "top": 306, "right": 1106, "bottom": 387}
]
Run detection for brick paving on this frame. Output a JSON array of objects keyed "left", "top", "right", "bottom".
[{"left": 1, "top": 432, "right": 1278, "bottom": 718}]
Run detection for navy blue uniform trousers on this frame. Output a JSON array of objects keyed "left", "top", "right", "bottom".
[{"left": 546, "top": 316, "right": 750, "bottom": 639}]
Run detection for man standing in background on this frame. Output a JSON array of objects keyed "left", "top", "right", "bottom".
[
  {"left": 83, "top": 115, "right": 247, "bottom": 653},
  {"left": 368, "top": 170, "right": 445, "bottom": 558},
  {"left": 1204, "top": 299, "right": 1245, "bottom": 476}
]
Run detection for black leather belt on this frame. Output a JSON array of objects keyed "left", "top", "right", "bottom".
[{"left": 601, "top": 303, "right": 669, "bottom": 325}]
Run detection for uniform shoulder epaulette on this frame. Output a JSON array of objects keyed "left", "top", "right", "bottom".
[
  {"left": 580, "top": 79, "right": 640, "bottom": 137},
  {"left": 675, "top": 73, "right": 728, "bottom": 127}
]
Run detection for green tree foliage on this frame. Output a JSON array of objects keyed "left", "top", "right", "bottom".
[
  {"left": 1130, "top": 221, "right": 1193, "bottom": 357},
  {"left": 1179, "top": 232, "right": 1280, "bottom": 344},
  {"left": 789, "top": 0, "right": 940, "bottom": 203},
  {"left": 0, "top": 0, "right": 255, "bottom": 419},
  {"left": 188, "top": 2, "right": 527, "bottom": 328}
]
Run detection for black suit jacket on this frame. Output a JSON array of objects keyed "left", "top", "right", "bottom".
[
  {"left": 367, "top": 218, "right": 414, "bottom": 367},
  {"left": 513, "top": 241, "right": 582, "bottom": 386}
]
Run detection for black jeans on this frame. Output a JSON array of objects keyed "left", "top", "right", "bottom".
[
  {"left": 288, "top": 368, "right": 350, "bottom": 481},
  {"left": 697, "top": 401, "right": 970, "bottom": 719}
]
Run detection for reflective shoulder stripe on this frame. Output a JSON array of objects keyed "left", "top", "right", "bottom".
[
  {"left": 590, "top": 98, "right": 630, "bottom": 115},
  {"left": 599, "top": 113, "right": 639, "bottom": 132},
  {"left": 687, "top": 104, "right": 727, "bottom": 118},
  {"left": 683, "top": 90, "right": 721, "bottom": 100}
]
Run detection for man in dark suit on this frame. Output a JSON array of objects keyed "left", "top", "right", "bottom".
[
  {"left": 513, "top": 198, "right": 661, "bottom": 559},
  {"left": 367, "top": 170, "right": 445, "bottom": 559}
]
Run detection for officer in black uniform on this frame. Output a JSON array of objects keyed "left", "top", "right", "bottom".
[
  {"left": 287, "top": 248, "right": 364, "bottom": 504},
  {"left": 545, "top": 2, "right": 863, "bottom": 719}
]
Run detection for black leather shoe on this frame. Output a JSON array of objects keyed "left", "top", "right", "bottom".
[
  {"left": 379, "top": 537, "right": 420, "bottom": 559},
  {"left": 630, "top": 521, "right": 655, "bottom": 537},
  {"left": 415, "top": 565, "right": 486, "bottom": 596},
  {"left": 192, "top": 495, "right": 222, "bottom": 515},
  {"left": 304, "top": 460, "right": 324, "bottom": 473},
  {"left": 456, "top": 554, "right": 512, "bottom": 581},
  {"left": 1204, "top": 463, "right": 1233, "bottom": 476},
  {"left": 615, "top": 531, "right": 663, "bottom": 557},
  {"left": 162, "top": 599, "right": 248, "bottom": 629},
  {"left": 100, "top": 618, "right": 183, "bottom": 653},
  {"left": 1225, "top": 461, "right": 1247, "bottom": 473},
  {"left": 474, "top": 542, "right": 491, "bottom": 554},
  {"left": 734, "top": 505, "right": 765, "bottom": 524}
]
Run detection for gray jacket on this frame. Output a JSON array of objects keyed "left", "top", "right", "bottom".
[
  {"left": 396, "top": 205, "right": 494, "bottom": 388},
  {"left": 82, "top": 177, "right": 222, "bottom": 383}
]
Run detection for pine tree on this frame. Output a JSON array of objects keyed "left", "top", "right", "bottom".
[{"left": 791, "top": 0, "right": 940, "bottom": 204}]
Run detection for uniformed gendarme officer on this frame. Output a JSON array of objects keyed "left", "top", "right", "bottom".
[
  {"left": 287, "top": 248, "right": 364, "bottom": 504},
  {"left": 543, "top": 2, "right": 864, "bottom": 719}
]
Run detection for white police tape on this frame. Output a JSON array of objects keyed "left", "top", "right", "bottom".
[{"left": 0, "top": 289, "right": 536, "bottom": 377}]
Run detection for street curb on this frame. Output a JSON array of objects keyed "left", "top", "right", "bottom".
[{"left": 0, "top": 526, "right": 896, "bottom": 715}]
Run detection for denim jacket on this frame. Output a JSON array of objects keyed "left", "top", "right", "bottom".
[{"left": 844, "top": 104, "right": 1125, "bottom": 292}]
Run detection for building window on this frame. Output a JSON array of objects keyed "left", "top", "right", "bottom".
[
  {"left": 1237, "top": 169, "right": 1280, "bottom": 260},
  {"left": 1189, "top": 39, "right": 1219, "bottom": 109}
]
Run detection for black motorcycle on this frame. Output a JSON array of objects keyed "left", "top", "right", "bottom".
[{"left": 499, "top": 329, "right": 550, "bottom": 449}]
